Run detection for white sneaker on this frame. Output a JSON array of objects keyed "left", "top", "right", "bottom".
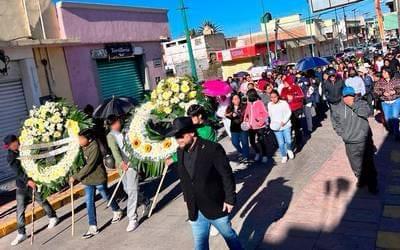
[
  {"left": 111, "top": 210, "right": 123, "bottom": 224},
  {"left": 281, "top": 157, "right": 288, "bottom": 164},
  {"left": 126, "top": 220, "right": 139, "bottom": 232},
  {"left": 287, "top": 150, "right": 295, "bottom": 160},
  {"left": 82, "top": 225, "right": 99, "bottom": 239},
  {"left": 254, "top": 154, "right": 261, "bottom": 162},
  {"left": 48, "top": 217, "right": 58, "bottom": 229},
  {"left": 11, "top": 233, "right": 27, "bottom": 246},
  {"left": 262, "top": 156, "right": 268, "bottom": 163},
  {"left": 210, "top": 225, "right": 219, "bottom": 237}
]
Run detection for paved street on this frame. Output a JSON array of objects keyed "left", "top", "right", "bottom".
[{"left": 0, "top": 116, "right": 394, "bottom": 250}]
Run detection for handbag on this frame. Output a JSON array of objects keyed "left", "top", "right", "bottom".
[
  {"left": 241, "top": 122, "right": 250, "bottom": 131},
  {"left": 97, "top": 138, "right": 116, "bottom": 169}
]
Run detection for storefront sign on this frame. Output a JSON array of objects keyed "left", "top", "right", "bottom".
[{"left": 106, "top": 43, "right": 134, "bottom": 59}]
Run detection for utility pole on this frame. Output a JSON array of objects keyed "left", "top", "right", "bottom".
[
  {"left": 261, "top": 0, "right": 272, "bottom": 66},
  {"left": 335, "top": 8, "right": 344, "bottom": 51},
  {"left": 178, "top": 0, "right": 198, "bottom": 81},
  {"left": 343, "top": 7, "right": 349, "bottom": 47},
  {"left": 375, "top": 0, "right": 386, "bottom": 53},
  {"left": 306, "top": 0, "right": 315, "bottom": 56},
  {"left": 352, "top": 9, "right": 359, "bottom": 43},
  {"left": 275, "top": 19, "right": 279, "bottom": 60}
]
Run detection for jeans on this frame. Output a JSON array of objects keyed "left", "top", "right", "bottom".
[
  {"left": 231, "top": 131, "right": 250, "bottom": 158},
  {"left": 190, "top": 211, "right": 242, "bottom": 250},
  {"left": 16, "top": 187, "right": 56, "bottom": 234},
  {"left": 274, "top": 127, "right": 293, "bottom": 158},
  {"left": 122, "top": 168, "right": 139, "bottom": 221},
  {"left": 84, "top": 183, "right": 120, "bottom": 226},
  {"left": 303, "top": 105, "right": 314, "bottom": 134},
  {"left": 381, "top": 98, "right": 400, "bottom": 138}
]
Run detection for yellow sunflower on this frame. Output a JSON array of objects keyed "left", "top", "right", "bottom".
[
  {"left": 132, "top": 138, "right": 141, "bottom": 149},
  {"left": 143, "top": 144, "right": 152, "bottom": 153},
  {"left": 162, "top": 139, "right": 172, "bottom": 149}
]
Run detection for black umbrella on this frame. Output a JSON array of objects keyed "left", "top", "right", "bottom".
[{"left": 93, "top": 96, "right": 136, "bottom": 119}]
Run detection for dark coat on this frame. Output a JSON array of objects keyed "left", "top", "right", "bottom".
[
  {"left": 7, "top": 150, "right": 28, "bottom": 189},
  {"left": 73, "top": 140, "right": 107, "bottom": 186},
  {"left": 177, "top": 138, "right": 236, "bottom": 221},
  {"left": 322, "top": 79, "right": 345, "bottom": 104},
  {"left": 331, "top": 99, "right": 371, "bottom": 144}
]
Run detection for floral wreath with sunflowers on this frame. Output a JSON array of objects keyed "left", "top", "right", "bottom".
[
  {"left": 19, "top": 101, "right": 92, "bottom": 198},
  {"left": 125, "top": 76, "right": 210, "bottom": 177}
]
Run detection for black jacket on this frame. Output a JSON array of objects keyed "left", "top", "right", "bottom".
[
  {"left": 7, "top": 150, "right": 29, "bottom": 189},
  {"left": 177, "top": 138, "right": 236, "bottom": 221},
  {"left": 322, "top": 79, "right": 345, "bottom": 104}
]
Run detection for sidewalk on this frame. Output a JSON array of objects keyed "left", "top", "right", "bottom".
[{"left": 261, "top": 119, "right": 394, "bottom": 249}]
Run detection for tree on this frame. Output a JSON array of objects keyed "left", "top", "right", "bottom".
[
  {"left": 189, "top": 28, "right": 198, "bottom": 38},
  {"left": 198, "top": 21, "right": 222, "bottom": 36}
]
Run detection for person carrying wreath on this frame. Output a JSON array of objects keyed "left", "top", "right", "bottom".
[
  {"left": 3, "top": 135, "right": 58, "bottom": 246},
  {"left": 69, "top": 129, "right": 123, "bottom": 239},
  {"left": 106, "top": 115, "right": 150, "bottom": 233}
]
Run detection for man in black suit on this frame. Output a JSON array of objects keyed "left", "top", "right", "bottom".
[{"left": 166, "top": 117, "right": 242, "bottom": 250}]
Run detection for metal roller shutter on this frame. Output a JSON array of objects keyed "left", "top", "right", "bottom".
[
  {"left": 0, "top": 79, "right": 28, "bottom": 183},
  {"left": 96, "top": 58, "right": 144, "bottom": 103}
]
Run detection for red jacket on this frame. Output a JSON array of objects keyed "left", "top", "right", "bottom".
[{"left": 280, "top": 83, "right": 304, "bottom": 112}]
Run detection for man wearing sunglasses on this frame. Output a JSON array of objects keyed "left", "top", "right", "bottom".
[{"left": 166, "top": 117, "right": 242, "bottom": 250}]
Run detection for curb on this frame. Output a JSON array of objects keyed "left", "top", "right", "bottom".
[{"left": 0, "top": 171, "right": 120, "bottom": 238}]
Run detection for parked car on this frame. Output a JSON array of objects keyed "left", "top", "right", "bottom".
[
  {"left": 343, "top": 47, "right": 356, "bottom": 58},
  {"left": 322, "top": 56, "right": 335, "bottom": 63}
]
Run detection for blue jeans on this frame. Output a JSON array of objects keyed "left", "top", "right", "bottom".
[
  {"left": 190, "top": 211, "right": 242, "bottom": 250},
  {"left": 274, "top": 127, "right": 293, "bottom": 157},
  {"left": 382, "top": 98, "right": 400, "bottom": 138},
  {"left": 84, "top": 183, "right": 120, "bottom": 226},
  {"left": 231, "top": 131, "right": 250, "bottom": 158}
]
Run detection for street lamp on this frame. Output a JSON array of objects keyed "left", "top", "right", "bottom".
[
  {"left": 178, "top": 0, "right": 198, "bottom": 81},
  {"left": 261, "top": 0, "right": 272, "bottom": 66}
]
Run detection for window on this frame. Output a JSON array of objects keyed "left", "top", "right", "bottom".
[
  {"left": 153, "top": 58, "right": 162, "bottom": 68},
  {"left": 166, "top": 43, "right": 177, "bottom": 48},
  {"left": 178, "top": 40, "right": 187, "bottom": 45},
  {"left": 194, "top": 38, "right": 202, "bottom": 46}
]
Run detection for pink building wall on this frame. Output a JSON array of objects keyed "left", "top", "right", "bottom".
[{"left": 56, "top": 2, "right": 170, "bottom": 107}]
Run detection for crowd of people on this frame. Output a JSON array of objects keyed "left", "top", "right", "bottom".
[
  {"left": 219, "top": 52, "right": 400, "bottom": 169},
  {"left": 3, "top": 50, "right": 400, "bottom": 249}
]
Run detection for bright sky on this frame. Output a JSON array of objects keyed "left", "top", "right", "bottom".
[{"left": 56, "top": 0, "right": 387, "bottom": 38}]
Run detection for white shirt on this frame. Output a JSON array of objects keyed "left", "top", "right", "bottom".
[
  {"left": 267, "top": 100, "right": 292, "bottom": 131},
  {"left": 345, "top": 76, "right": 366, "bottom": 96}
]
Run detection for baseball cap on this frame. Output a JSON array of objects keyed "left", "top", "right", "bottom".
[{"left": 342, "top": 86, "right": 356, "bottom": 97}]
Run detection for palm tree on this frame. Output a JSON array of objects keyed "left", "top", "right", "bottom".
[
  {"left": 198, "top": 21, "right": 222, "bottom": 36},
  {"left": 189, "top": 28, "right": 198, "bottom": 38}
]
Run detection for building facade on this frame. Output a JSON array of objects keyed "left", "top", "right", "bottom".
[
  {"left": 162, "top": 34, "right": 226, "bottom": 81},
  {"left": 56, "top": 2, "right": 170, "bottom": 108}
]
